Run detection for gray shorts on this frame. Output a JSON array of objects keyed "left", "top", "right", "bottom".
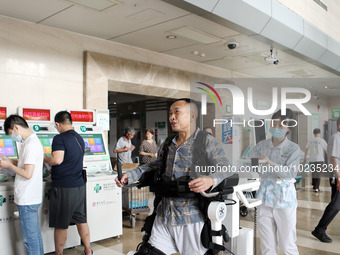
[{"left": 49, "top": 185, "right": 87, "bottom": 229}]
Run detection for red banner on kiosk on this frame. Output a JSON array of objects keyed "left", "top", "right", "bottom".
[
  {"left": 70, "top": 110, "right": 94, "bottom": 122},
  {"left": 0, "top": 107, "right": 6, "bottom": 120},
  {"left": 22, "top": 108, "right": 50, "bottom": 121}
]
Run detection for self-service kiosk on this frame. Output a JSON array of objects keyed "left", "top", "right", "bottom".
[
  {"left": 70, "top": 109, "right": 122, "bottom": 242},
  {"left": 18, "top": 106, "right": 80, "bottom": 253},
  {"left": 0, "top": 107, "right": 27, "bottom": 255}
]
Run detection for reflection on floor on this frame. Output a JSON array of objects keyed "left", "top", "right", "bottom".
[{"left": 49, "top": 178, "right": 340, "bottom": 255}]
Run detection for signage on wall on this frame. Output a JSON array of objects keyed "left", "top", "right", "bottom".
[
  {"left": 222, "top": 117, "right": 233, "bottom": 144},
  {"left": 18, "top": 107, "right": 51, "bottom": 122},
  {"left": 96, "top": 109, "right": 110, "bottom": 131},
  {"left": 157, "top": 122, "right": 166, "bottom": 135},
  {"left": 332, "top": 108, "right": 340, "bottom": 119},
  {"left": 226, "top": 105, "right": 232, "bottom": 114}
]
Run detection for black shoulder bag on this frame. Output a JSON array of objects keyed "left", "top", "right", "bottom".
[{"left": 71, "top": 133, "right": 87, "bottom": 183}]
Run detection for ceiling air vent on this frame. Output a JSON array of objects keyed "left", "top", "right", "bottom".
[{"left": 313, "top": 0, "right": 328, "bottom": 11}]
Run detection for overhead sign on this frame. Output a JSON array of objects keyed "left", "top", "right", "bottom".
[
  {"left": 69, "top": 110, "right": 95, "bottom": 124},
  {"left": 18, "top": 107, "right": 51, "bottom": 122},
  {"left": 0, "top": 107, "right": 7, "bottom": 120}
]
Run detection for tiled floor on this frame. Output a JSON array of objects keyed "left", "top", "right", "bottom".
[{"left": 50, "top": 177, "right": 340, "bottom": 255}]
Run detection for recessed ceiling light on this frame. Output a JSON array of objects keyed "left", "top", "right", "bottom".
[
  {"left": 324, "top": 85, "right": 328, "bottom": 89},
  {"left": 166, "top": 35, "right": 177, "bottom": 39},
  {"left": 168, "top": 26, "right": 222, "bottom": 44},
  {"left": 66, "top": 0, "right": 119, "bottom": 11}
]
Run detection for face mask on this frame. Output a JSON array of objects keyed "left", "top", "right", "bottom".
[
  {"left": 269, "top": 127, "right": 286, "bottom": 139},
  {"left": 11, "top": 132, "right": 23, "bottom": 143}
]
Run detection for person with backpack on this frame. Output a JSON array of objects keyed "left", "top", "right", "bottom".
[{"left": 115, "top": 98, "right": 232, "bottom": 255}]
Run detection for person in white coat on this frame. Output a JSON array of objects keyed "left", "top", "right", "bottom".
[{"left": 249, "top": 109, "right": 300, "bottom": 255}]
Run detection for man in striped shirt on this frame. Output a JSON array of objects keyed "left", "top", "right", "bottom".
[{"left": 116, "top": 98, "right": 231, "bottom": 255}]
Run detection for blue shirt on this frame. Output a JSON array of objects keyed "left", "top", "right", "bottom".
[
  {"left": 126, "top": 129, "right": 232, "bottom": 226},
  {"left": 51, "top": 130, "right": 85, "bottom": 188},
  {"left": 248, "top": 138, "right": 300, "bottom": 209}
]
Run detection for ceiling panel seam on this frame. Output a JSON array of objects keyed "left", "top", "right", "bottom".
[
  {"left": 37, "top": 5, "right": 73, "bottom": 24},
  {"left": 160, "top": 42, "right": 200, "bottom": 53},
  {"left": 107, "top": 13, "right": 192, "bottom": 40},
  {"left": 211, "top": 0, "right": 220, "bottom": 13}
]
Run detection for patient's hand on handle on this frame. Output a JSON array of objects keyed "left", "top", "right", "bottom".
[
  {"left": 188, "top": 176, "right": 213, "bottom": 193},
  {"left": 115, "top": 173, "right": 128, "bottom": 187}
]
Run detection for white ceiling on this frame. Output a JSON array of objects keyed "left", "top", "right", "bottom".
[{"left": 0, "top": 0, "right": 339, "bottom": 97}]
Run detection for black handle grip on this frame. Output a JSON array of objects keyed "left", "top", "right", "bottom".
[{"left": 117, "top": 161, "right": 123, "bottom": 181}]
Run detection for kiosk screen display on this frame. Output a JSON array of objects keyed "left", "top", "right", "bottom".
[
  {"left": 37, "top": 133, "right": 56, "bottom": 156},
  {"left": 81, "top": 134, "right": 106, "bottom": 156},
  {"left": 0, "top": 134, "right": 19, "bottom": 159}
]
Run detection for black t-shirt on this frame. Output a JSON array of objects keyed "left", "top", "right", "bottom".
[{"left": 51, "top": 130, "right": 85, "bottom": 188}]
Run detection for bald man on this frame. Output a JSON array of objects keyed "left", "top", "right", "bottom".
[{"left": 116, "top": 98, "right": 231, "bottom": 255}]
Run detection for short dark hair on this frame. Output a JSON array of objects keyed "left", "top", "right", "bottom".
[
  {"left": 145, "top": 129, "right": 154, "bottom": 135},
  {"left": 313, "top": 128, "right": 321, "bottom": 135},
  {"left": 271, "top": 108, "right": 295, "bottom": 127},
  {"left": 173, "top": 98, "right": 200, "bottom": 127},
  {"left": 54, "top": 111, "right": 72, "bottom": 124},
  {"left": 174, "top": 98, "right": 199, "bottom": 111},
  {"left": 4, "top": 115, "right": 29, "bottom": 135}
]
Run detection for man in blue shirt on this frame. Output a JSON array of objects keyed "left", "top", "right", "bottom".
[
  {"left": 116, "top": 99, "right": 231, "bottom": 254},
  {"left": 44, "top": 111, "right": 93, "bottom": 255}
]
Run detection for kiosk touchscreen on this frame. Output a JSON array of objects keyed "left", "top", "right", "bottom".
[
  {"left": 0, "top": 133, "right": 18, "bottom": 179},
  {"left": 0, "top": 134, "right": 19, "bottom": 160},
  {"left": 79, "top": 132, "right": 112, "bottom": 173},
  {"left": 36, "top": 133, "right": 56, "bottom": 156},
  {"left": 81, "top": 133, "right": 106, "bottom": 156}
]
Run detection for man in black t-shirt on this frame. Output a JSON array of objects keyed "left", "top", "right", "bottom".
[{"left": 44, "top": 111, "right": 93, "bottom": 255}]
